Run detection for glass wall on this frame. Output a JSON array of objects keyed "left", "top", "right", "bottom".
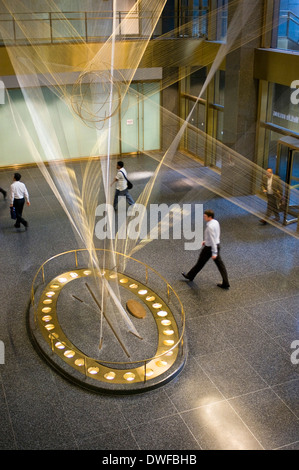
[
  {"left": 0, "top": 0, "right": 212, "bottom": 44},
  {"left": 121, "top": 82, "right": 161, "bottom": 154},
  {"left": 0, "top": 81, "right": 161, "bottom": 167},
  {"left": 216, "top": 0, "right": 228, "bottom": 41},
  {"left": 213, "top": 70, "right": 225, "bottom": 167},
  {"left": 275, "top": 0, "right": 299, "bottom": 51},
  {"left": 181, "top": 67, "right": 207, "bottom": 160},
  {"left": 260, "top": 82, "right": 299, "bottom": 175}
]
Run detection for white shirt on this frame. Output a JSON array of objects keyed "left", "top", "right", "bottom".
[
  {"left": 205, "top": 219, "right": 220, "bottom": 257},
  {"left": 10, "top": 181, "right": 30, "bottom": 204},
  {"left": 267, "top": 175, "right": 273, "bottom": 194},
  {"left": 116, "top": 168, "right": 128, "bottom": 191}
]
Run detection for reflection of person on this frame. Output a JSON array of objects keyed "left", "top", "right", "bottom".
[
  {"left": 111, "top": 161, "right": 135, "bottom": 210},
  {"left": 260, "top": 168, "right": 282, "bottom": 224},
  {"left": 182, "top": 209, "right": 230, "bottom": 289},
  {"left": 10, "top": 173, "right": 30, "bottom": 229},
  {"left": 0, "top": 187, "right": 7, "bottom": 199}
]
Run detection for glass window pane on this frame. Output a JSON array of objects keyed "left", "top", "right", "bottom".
[{"left": 276, "top": 1, "right": 299, "bottom": 51}]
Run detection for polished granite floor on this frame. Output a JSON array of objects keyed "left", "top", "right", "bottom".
[{"left": 0, "top": 155, "right": 298, "bottom": 451}]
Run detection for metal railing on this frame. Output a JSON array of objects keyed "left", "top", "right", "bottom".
[
  {"left": 278, "top": 10, "right": 299, "bottom": 45},
  {"left": 0, "top": 9, "right": 209, "bottom": 45},
  {"left": 29, "top": 248, "right": 186, "bottom": 386}
]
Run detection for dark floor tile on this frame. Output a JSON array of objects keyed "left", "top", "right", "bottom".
[
  {"left": 243, "top": 300, "right": 299, "bottom": 338},
  {"left": 79, "top": 427, "right": 140, "bottom": 450},
  {"left": 273, "top": 379, "right": 299, "bottom": 418},
  {"left": 277, "top": 295, "right": 299, "bottom": 319},
  {"left": 229, "top": 389, "right": 299, "bottom": 450},
  {"left": 208, "top": 309, "right": 272, "bottom": 348},
  {"left": 163, "top": 355, "right": 224, "bottom": 411},
  {"left": 53, "top": 377, "right": 128, "bottom": 440},
  {"left": 235, "top": 337, "right": 299, "bottom": 386},
  {"left": 186, "top": 316, "right": 232, "bottom": 357},
  {"left": 0, "top": 382, "right": 16, "bottom": 450},
  {"left": 182, "top": 400, "right": 263, "bottom": 450},
  {"left": 277, "top": 441, "right": 299, "bottom": 450},
  {"left": 251, "top": 272, "right": 299, "bottom": 300},
  {"left": 117, "top": 389, "right": 177, "bottom": 427},
  {"left": 197, "top": 348, "right": 268, "bottom": 398},
  {"left": 130, "top": 414, "right": 201, "bottom": 450},
  {"left": 271, "top": 333, "right": 298, "bottom": 356}
]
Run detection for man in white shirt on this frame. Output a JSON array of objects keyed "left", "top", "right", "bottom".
[
  {"left": 182, "top": 209, "right": 230, "bottom": 289},
  {"left": 10, "top": 172, "right": 30, "bottom": 229},
  {"left": 111, "top": 161, "right": 135, "bottom": 210}
]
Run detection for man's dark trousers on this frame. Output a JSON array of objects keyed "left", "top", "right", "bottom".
[{"left": 186, "top": 244, "right": 229, "bottom": 286}]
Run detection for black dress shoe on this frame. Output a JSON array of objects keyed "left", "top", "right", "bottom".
[
  {"left": 3, "top": 190, "right": 7, "bottom": 200},
  {"left": 182, "top": 272, "right": 190, "bottom": 280},
  {"left": 217, "top": 283, "right": 230, "bottom": 290},
  {"left": 259, "top": 219, "right": 267, "bottom": 225}
]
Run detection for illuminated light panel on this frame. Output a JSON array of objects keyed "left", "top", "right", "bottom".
[
  {"left": 129, "top": 283, "right": 138, "bottom": 289},
  {"left": 83, "top": 270, "right": 91, "bottom": 275},
  {"left": 156, "top": 360, "right": 168, "bottom": 367},
  {"left": 109, "top": 273, "right": 118, "bottom": 279},
  {"left": 49, "top": 333, "right": 59, "bottom": 340},
  {"left": 152, "top": 303, "right": 162, "bottom": 309},
  {"left": 42, "top": 315, "right": 52, "bottom": 322},
  {"left": 55, "top": 342, "right": 66, "bottom": 349},
  {"left": 120, "top": 278, "right": 128, "bottom": 283},
  {"left": 157, "top": 310, "right": 168, "bottom": 317},
  {"left": 138, "top": 289, "right": 147, "bottom": 295},
  {"left": 46, "top": 291, "right": 55, "bottom": 297},
  {"left": 146, "top": 296, "right": 155, "bottom": 301},
  {"left": 123, "top": 372, "right": 135, "bottom": 381},
  {"left": 70, "top": 272, "right": 78, "bottom": 278},
  {"left": 88, "top": 367, "right": 99, "bottom": 375},
  {"left": 42, "top": 307, "right": 51, "bottom": 313},
  {"left": 44, "top": 323, "right": 55, "bottom": 331},
  {"left": 163, "top": 329, "right": 174, "bottom": 336},
  {"left": 74, "top": 359, "right": 84, "bottom": 367},
  {"left": 144, "top": 369, "right": 154, "bottom": 377},
  {"left": 104, "top": 372, "right": 116, "bottom": 380},
  {"left": 64, "top": 350, "right": 75, "bottom": 358},
  {"left": 43, "top": 299, "right": 52, "bottom": 304},
  {"left": 163, "top": 339, "right": 175, "bottom": 346},
  {"left": 57, "top": 278, "right": 68, "bottom": 283},
  {"left": 161, "top": 319, "right": 171, "bottom": 326},
  {"left": 164, "top": 350, "right": 174, "bottom": 357}
]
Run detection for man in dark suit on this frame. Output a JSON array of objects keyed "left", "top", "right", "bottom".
[{"left": 260, "top": 168, "right": 282, "bottom": 224}]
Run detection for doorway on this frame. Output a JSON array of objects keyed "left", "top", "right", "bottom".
[{"left": 276, "top": 136, "right": 299, "bottom": 226}]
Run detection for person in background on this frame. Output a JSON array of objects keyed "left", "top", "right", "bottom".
[
  {"left": 0, "top": 187, "right": 7, "bottom": 200},
  {"left": 182, "top": 209, "right": 230, "bottom": 289},
  {"left": 111, "top": 161, "right": 135, "bottom": 210},
  {"left": 10, "top": 172, "right": 30, "bottom": 230},
  {"left": 260, "top": 168, "right": 282, "bottom": 224}
]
